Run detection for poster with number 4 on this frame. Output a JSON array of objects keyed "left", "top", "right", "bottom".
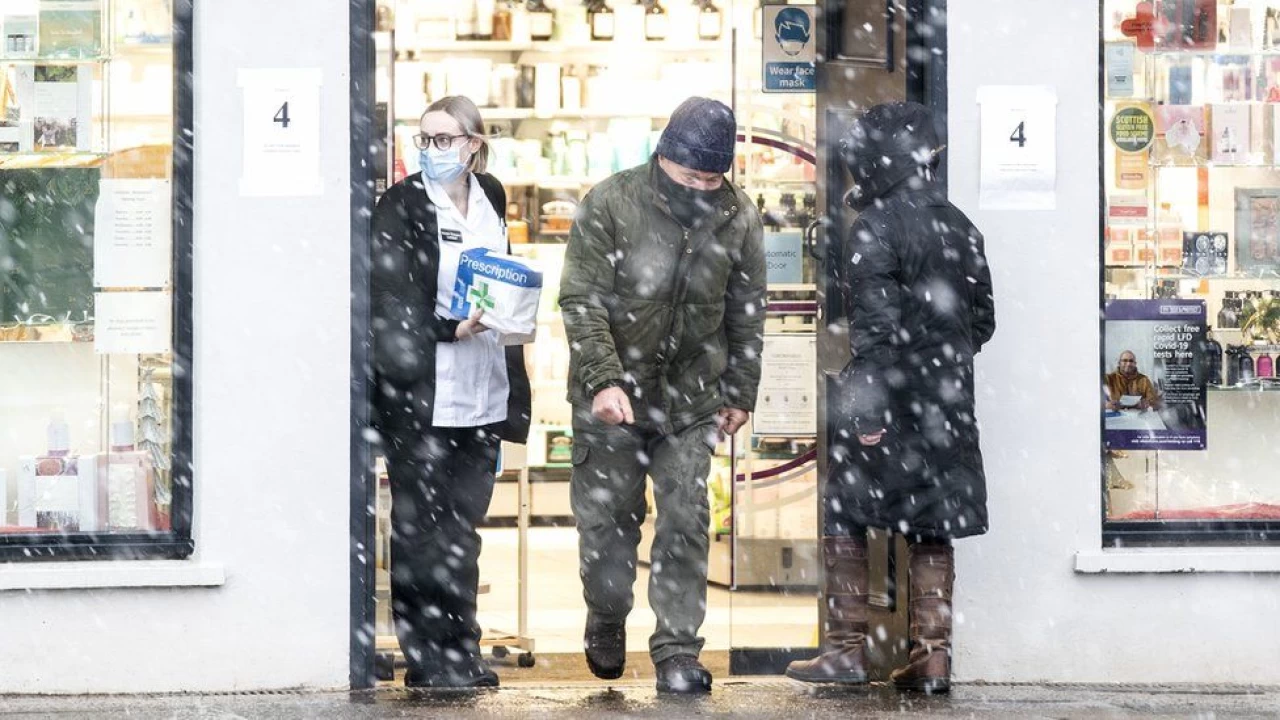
[
  {"left": 977, "top": 85, "right": 1057, "bottom": 210},
  {"left": 237, "top": 68, "right": 323, "bottom": 196}
]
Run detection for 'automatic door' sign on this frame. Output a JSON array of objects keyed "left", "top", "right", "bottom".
[{"left": 763, "top": 5, "right": 815, "bottom": 93}]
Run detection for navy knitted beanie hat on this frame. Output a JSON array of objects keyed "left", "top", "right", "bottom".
[{"left": 655, "top": 97, "right": 737, "bottom": 174}]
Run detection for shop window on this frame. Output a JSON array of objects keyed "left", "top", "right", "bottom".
[
  {"left": 0, "top": 0, "right": 193, "bottom": 560},
  {"left": 1102, "top": 0, "right": 1279, "bottom": 545}
]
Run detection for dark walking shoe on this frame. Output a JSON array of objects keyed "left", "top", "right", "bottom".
[
  {"left": 654, "top": 655, "right": 712, "bottom": 694},
  {"left": 584, "top": 617, "right": 626, "bottom": 680},
  {"left": 404, "top": 654, "right": 499, "bottom": 689}
]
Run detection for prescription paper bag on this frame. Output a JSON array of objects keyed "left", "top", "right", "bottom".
[{"left": 451, "top": 248, "right": 543, "bottom": 344}]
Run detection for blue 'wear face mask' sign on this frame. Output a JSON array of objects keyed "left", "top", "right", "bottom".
[{"left": 763, "top": 6, "right": 815, "bottom": 93}]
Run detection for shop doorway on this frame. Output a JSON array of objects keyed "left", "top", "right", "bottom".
[{"left": 348, "top": 0, "right": 946, "bottom": 689}]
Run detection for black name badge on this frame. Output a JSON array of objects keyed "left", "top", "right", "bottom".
[{"left": 440, "top": 228, "right": 464, "bottom": 244}]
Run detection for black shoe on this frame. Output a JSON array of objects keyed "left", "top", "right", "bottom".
[
  {"left": 654, "top": 655, "right": 712, "bottom": 694},
  {"left": 584, "top": 617, "right": 626, "bottom": 680},
  {"left": 404, "top": 655, "right": 498, "bottom": 689}
]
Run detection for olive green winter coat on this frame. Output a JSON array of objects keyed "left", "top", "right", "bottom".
[{"left": 559, "top": 158, "right": 767, "bottom": 434}]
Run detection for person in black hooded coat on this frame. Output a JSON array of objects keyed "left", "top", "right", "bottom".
[{"left": 786, "top": 101, "right": 995, "bottom": 694}]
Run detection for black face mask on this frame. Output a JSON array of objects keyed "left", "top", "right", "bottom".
[{"left": 656, "top": 166, "right": 719, "bottom": 228}]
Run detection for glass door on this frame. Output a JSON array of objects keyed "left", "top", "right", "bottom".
[{"left": 725, "top": 0, "right": 821, "bottom": 671}]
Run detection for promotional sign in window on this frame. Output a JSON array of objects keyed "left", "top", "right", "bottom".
[
  {"left": 762, "top": 5, "right": 815, "bottom": 93},
  {"left": 1103, "top": 300, "right": 1208, "bottom": 451}
]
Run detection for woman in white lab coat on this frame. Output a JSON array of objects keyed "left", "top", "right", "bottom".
[{"left": 370, "top": 95, "right": 530, "bottom": 689}]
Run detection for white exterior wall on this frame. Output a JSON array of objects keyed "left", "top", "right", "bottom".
[
  {"left": 949, "top": 1, "right": 1280, "bottom": 684},
  {"left": 0, "top": 0, "right": 353, "bottom": 693}
]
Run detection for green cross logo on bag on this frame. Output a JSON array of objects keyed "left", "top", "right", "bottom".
[{"left": 467, "top": 280, "right": 496, "bottom": 311}]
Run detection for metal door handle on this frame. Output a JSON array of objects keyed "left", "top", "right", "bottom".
[{"left": 805, "top": 218, "right": 823, "bottom": 260}]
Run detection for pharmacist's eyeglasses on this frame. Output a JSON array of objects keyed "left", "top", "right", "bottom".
[{"left": 414, "top": 133, "right": 469, "bottom": 151}]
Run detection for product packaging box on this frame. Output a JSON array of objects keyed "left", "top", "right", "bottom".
[
  {"left": 94, "top": 452, "right": 158, "bottom": 531},
  {"left": 1155, "top": 105, "right": 1206, "bottom": 164},
  {"left": 1158, "top": 0, "right": 1217, "bottom": 50},
  {"left": 1211, "top": 103, "right": 1251, "bottom": 163},
  {"left": 2, "top": 14, "right": 38, "bottom": 57},
  {"left": 450, "top": 248, "right": 543, "bottom": 343},
  {"left": 17, "top": 454, "right": 96, "bottom": 531},
  {"left": 1182, "top": 230, "right": 1229, "bottom": 276},
  {"left": 37, "top": 0, "right": 102, "bottom": 58}
]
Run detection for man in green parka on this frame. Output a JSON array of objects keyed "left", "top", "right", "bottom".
[{"left": 559, "top": 96, "right": 766, "bottom": 694}]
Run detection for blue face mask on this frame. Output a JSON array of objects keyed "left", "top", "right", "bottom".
[{"left": 420, "top": 145, "right": 468, "bottom": 183}]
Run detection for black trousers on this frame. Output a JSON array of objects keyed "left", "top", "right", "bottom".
[{"left": 385, "top": 424, "right": 500, "bottom": 672}]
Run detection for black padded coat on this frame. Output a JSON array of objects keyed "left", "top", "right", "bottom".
[{"left": 828, "top": 102, "right": 996, "bottom": 540}]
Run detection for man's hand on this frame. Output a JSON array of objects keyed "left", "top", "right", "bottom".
[
  {"left": 592, "top": 386, "right": 634, "bottom": 426},
  {"left": 455, "top": 310, "right": 489, "bottom": 340},
  {"left": 717, "top": 407, "right": 750, "bottom": 439},
  {"left": 858, "top": 430, "right": 886, "bottom": 446}
]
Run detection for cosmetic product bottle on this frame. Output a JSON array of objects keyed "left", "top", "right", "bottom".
[
  {"left": 588, "top": 0, "right": 615, "bottom": 40},
  {"left": 456, "top": 0, "right": 479, "bottom": 40},
  {"left": 1240, "top": 347, "right": 1256, "bottom": 383},
  {"left": 1257, "top": 352, "right": 1275, "bottom": 378},
  {"left": 528, "top": 0, "right": 555, "bottom": 41},
  {"left": 1218, "top": 291, "right": 1239, "bottom": 329},
  {"left": 644, "top": 0, "right": 668, "bottom": 41},
  {"left": 1205, "top": 327, "right": 1223, "bottom": 385},
  {"left": 697, "top": 0, "right": 721, "bottom": 40},
  {"left": 475, "top": 0, "right": 497, "bottom": 39},
  {"left": 493, "top": 0, "right": 514, "bottom": 40}
]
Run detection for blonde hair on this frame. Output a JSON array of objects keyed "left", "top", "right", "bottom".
[{"left": 423, "top": 96, "right": 490, "bottom": 174}]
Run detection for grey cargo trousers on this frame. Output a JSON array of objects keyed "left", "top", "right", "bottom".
[{"left": 570, "top": 416, "right": 717, "bottom": 663}]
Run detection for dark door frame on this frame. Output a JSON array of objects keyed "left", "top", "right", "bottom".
[
  {"left": 798, "top": 0, "right": 949, "bottom": 680},
  {"left": 350, "top": 0, "right": 378, "bottom": 692}
]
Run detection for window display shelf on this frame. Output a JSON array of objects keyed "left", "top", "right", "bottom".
[
  {"left": 0, "top": 337, "right": 91, "bottom": 345},
  {"left": 1143, "top": 48, "right": 1280, "bottom": 58},
  {"left": 1106, "top": 267, "right": 1280, "bottom": 281},
  {"left": 0, "top": 53, "right": 109, "bottom": 64},
  {"left": 0, "top": 152, "right": 107, "bottom": 168},
  {"left": 504, "top": 175, "right": 599, "bottom": 189},
  {"left": 1150, "top": 162, "right": 1280, "bottom": 170},
  {"left": 398, "top": 39, "right": 730, "bottom": 55},
  {"left": 744, "top": 177, "right": 815, "bottom": 188},
  {"left": 1209, "top": 383, "right": 1280, "bottom": 392}
]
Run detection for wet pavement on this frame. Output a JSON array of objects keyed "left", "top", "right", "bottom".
[{"left": 3, "top": 679, "right": 1279, "bottom": 719}]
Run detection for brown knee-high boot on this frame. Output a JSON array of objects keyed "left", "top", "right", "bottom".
[
  {"left": 785, "top": 536, "right": 869, "bottom": 684},
  {"left": 890, "top": 541, "right": 954, "bottom": 694}
]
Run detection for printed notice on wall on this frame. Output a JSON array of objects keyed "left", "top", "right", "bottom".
[
  {"left": 753, "top": 334, "right": 816, "bottom": 435},
  {"left": 93, "top": 179, "right": 171, "bottom": 288},
  {"left": 977, "top": 85, "right": 1057, "bottom": 210},
  {"left": 762, "top": 5, "right": 815, "bottom": 93},
  {"left": 238, "top": 68, "right": 323, "bottom": 196},
  {"left": 1104, "top": 42, "right": 1135, "bottom": 98},
  {"left": 1103, "top": 300, "right": 1208, "bottom": 451},
  {"left": 94, "top": 291, "right": 171, "bottom": 355}
]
